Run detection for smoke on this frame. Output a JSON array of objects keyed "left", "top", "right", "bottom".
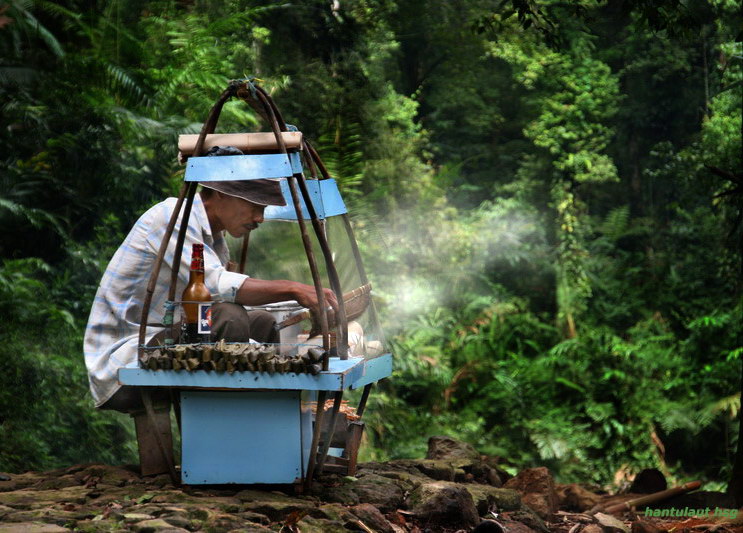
[
  {"left": 227, "top": 196, "right": 548, "bottom": 336},
  {"left": 359, "top": 197, "right": 548, "bottom": 331}
]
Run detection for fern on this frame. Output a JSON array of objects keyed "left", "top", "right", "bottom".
[
  {"left": 7, "top": 0, "right": 65, "bottom": 57},
  {"left": 0, "top": 198, "right": 66, "bottom": 235}
]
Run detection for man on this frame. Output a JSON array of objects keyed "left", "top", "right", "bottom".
[{"left": 84, "top": 146, "right": 337, "bottom": 412}]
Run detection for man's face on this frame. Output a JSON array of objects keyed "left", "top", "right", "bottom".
[{"left": 216, "top": 193, "right": 265, "bottom": 237}]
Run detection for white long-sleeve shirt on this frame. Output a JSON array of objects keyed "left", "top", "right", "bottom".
[{"left": 83, "top": 194, "right": 248, "bottom": 406}]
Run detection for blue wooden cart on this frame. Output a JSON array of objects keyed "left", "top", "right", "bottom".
[
  {"left": 124, "top": 80, "right": 392, "bottom": 488},
  {"left": 120, "top": 354, "right": 391, "bottom": 485}
]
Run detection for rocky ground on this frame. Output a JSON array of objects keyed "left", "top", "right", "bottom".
[{"left": 0, "top": 437, "right": 741, "bottom": 533}]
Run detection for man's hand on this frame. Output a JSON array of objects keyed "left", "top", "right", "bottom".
[
  {"left": 293, "top": 283, "right": 339, "bottom": 317},
  {"left": 236, "top": 278, "right": 339, "bottom": 317}
]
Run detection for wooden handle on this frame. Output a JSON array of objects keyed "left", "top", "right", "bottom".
[{"left": 178, "top": 131, "right": 302, "bottom": 156}]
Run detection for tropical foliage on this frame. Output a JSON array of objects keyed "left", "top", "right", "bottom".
[{"left": 0, "top": 0, "right": 741, "bottom": 495}]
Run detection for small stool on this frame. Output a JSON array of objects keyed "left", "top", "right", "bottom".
[{"left": 130, "top": 393, "right": 175, "bottom": 477}]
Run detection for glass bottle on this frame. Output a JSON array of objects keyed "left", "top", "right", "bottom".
[{"left": 181, "top": 243, "right": 211, "bottom": 344}]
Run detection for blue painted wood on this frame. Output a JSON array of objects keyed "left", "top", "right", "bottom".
[
  {"left": 119, "top": 357, "right": 365, "bottom": 390},
  {"left": 180, "top": 390, "right": 309, "bottom": 484},
  {"left": 184, "top": 152, "right": 302, "bottom": 181},
  {"left": 328, "top": 447, "right": 344, "bottom": 458},
  {"left": 183, "top": 152, "right": 347, "bottom": 220},
  {"left": 264, "top": 179, "right": 347, "bottom": 221},
  {"left": 350, "top": 353, "right": 393, "bottom": 390},
  {"left": 300, "top": 390, "right": 314, "bottom": 476}
]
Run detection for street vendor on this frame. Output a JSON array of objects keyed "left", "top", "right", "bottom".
[{"left": 83, "top": 146, "right": 338, "bottom": 412}]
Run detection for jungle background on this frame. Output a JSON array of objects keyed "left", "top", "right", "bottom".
[{"left": 1, "top": 0, "right": 741, "bottom": 495}]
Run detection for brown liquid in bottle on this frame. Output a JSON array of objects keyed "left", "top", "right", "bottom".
[{"left": 181, "top": 243, "right": 211, "bottom": 343}]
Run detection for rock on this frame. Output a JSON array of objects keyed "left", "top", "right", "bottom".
[
  {"left": 594, "top": 512, "right": 630, "bottom": 533},
  {"left": 202, "top": 511, "right": 251, "bottom": 531},
  {"left": 482, "top": 457, "right": 514, "bottom": 484},
  {"left": 73, "top": 518, "right": 122, "bottom": 532},
  {"left": 3, "top": 507, "right": 81, "bottom": 527},
  {"left": 0, "top": 505, "right": 13, "bottom": 519},
  {"left": 0, "top": 486, "right": 92, "bottom": 508},
  {"left": 496, "top": 520, "right": 536, "bottom": 533},
  {"left": 132, "top": 504, "right": 166, "bottom": 516},
  {"left": 389, "top": 458, "right": 456, "bottom": 481},
  {"left": 296, "top": 515, "right": 348, "bottom": 533},
  {"left": 556, "top": 483, "right": 603, "bottom": 512},
  {"left": 80, "top": 486, "right": 163, "bottom": 507},
  {"left": 502, "top": 508, "right": 549, "bottom": 533},
  {"left": 234, "top": 489, "right": 296, "bottom": 503},
  {"left": 361, "top": 469, "right": 428, "bottom": 493},
  {"left": 151, "top": 489, "right": 224, "bottom": 505},
  {"left": 73, "top": 464, "right": 142, "bottom": 489},
  {"left": 426, "top": 436, "right": 481, "bottom": 461},
  {"left": 0, "top": 524, "right": 70, "bottom": 532},
  {"left": 132, "top": 517, "right": 189, "bottom": 532},
  {"left": 320, "top": 483, "right": 361, "bottom": 506},
  {"left": 465, "top": 462, "right": 504, "bottom": 486},
  {"left": 187, "top": 506, "right": 223, "bottom": 524},
  {"left": 483, "top": 465, "right": 503, "bottom": 487},
  {"left": 630, "top": 521, "right": 667, "bottom": 533},
  {"left": 0, "top": 473, "right": 44, "bottom": 493},
  {"left": 349, "top": 503, "right": 395, "bottom": 533},
  {"left": 159, "top": 512, "right": 193, "bottom": 529},
  {"left": 123, "top": 512, "right": 157, "bottom": 522},
  {"left": 463, "top": 485, "right": 521, "bottom": 514},
  {"left": 237, "top": 490, "right": 319, "bottom": 521},
  {"left": 491, "top": 518, "right": 538, "bottom": 533},
  {"left": 316, "top": 502, "right": 356, "bottom": 523},
  {"left": 236, "top": 511, "right": 270, "bottom": 524},
  {"left": 472, "top": 519, "right": 507, "bottom": 532},
  {"left": 406, "top": 481, "right": 480, "bottom": 528},
  {"left": 226, "top": 525, "right": 274, "bottom": 533},
  {"left": 62, "top": 464, "right": 95, "bottom": 475},
  {"left": 30, "top": 475, "right": 82, "bottom": 490},
  {"left": 349, "top": 473, "right": 406, "bottom": 512},
  {"left": 629, "top": 469, "right": 666, "bottom": 494},
  {"left": 356, "top": 461, "right": 433, "bottom": 491},
  {"left": 504, "top": 467, "right": 558, "bottom": 520}
]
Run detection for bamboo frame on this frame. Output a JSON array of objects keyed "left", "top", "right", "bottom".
[{"left": 238, "top": 230, "right": 251, "bottom": 273}]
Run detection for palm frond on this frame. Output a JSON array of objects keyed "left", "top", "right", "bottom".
[
  {"left": 0, "top": 197, "right": 67, "bottom": 236},
  {"left": 12, "top": 1, "right": 65, "bottom": 57}
]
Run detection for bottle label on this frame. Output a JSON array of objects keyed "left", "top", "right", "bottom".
[
  {"left": 198, "top": 303, "right": 212, "bottom": 334},
  {"left": 191, "top": 243, "right": 205, "bottom": 271}
]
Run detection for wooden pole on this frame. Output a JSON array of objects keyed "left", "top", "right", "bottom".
[
  {"left": 138, "top": 85, "right": 236, "bottom": 352},
  {"left": 593, "top": 480, "right": 703, "bottom": 515},
  {"left": 238, "top": 230, "right": 251, "bottom": 273},
  {"left": 316, "top": 391, "right": 344, "bottom": 475}
]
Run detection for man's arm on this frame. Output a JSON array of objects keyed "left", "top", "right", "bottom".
[{"left": 235, "top": 278, "right": 339, "bottom": 316}]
